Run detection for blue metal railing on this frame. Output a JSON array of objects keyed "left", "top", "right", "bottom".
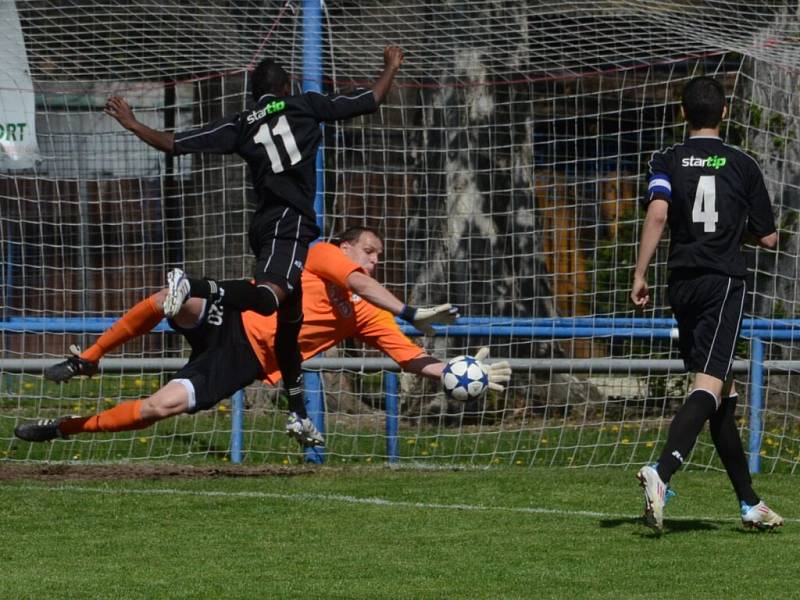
[{"left": 3, "top": 315, "right": 799, "bottom": 472}]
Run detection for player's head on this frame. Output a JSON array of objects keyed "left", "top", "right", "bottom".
[
  {"left": 336, "top": 227, "right": 384, "bottom": 276},
  {"left": 251, "top": 58, "right": 291, "bottom": 101},
  {"left": 681, "top": 76, "right": 727, "bottom": 129}
]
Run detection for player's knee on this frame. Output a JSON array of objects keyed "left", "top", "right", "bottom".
[
  {"left": 277, "top": 289, "right": 303, "bottom": 323},
  {"left": 251, "top": 284, "right": 282, "bottom": 315},
  {"left": 278, "top": 303, "right": 303, "bottom": 324},
  {"left": 151, "top": 289, "right": 168, "bottom": 310},
  {"left": 141, "top": 393, "right": 186, "bottom": 419}
]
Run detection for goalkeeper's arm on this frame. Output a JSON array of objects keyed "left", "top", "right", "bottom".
[
  {"left": 402, "top": 347, "right": 511, "bottom": 392},
  {"left": 346, "top": 270, "right": 459, "bottom": 334}
]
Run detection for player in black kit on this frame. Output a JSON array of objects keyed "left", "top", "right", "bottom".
[
  {"left": 630, "top": 76, "right": 783, "bottom": 532},
  {"left": 104, "top": 46, "right": 405, "bottom": 446}
]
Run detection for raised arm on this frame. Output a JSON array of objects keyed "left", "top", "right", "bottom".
[
  {"left": 105, "top": 96, "right": 174, "bottom": 153},
  {"left": 370, "top": 46, "right": 404, "bottom": 104}
]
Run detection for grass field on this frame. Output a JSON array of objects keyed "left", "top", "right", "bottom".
[{"left": 0, "top": 465, "right": 796, "bottom": 599}]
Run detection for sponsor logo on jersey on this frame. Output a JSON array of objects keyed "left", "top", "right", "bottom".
[
  {"left": 326, "top": 282, "right": 354, "bottom": 318},
  {"left": 246, "top": 100, "right": 286, "bottom": 124},
  {"left": 681, "top": 155, "right": 727, "bottom": 169}
]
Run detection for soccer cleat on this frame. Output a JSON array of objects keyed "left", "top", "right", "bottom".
[
  {"left": 741, "top": 501, "right": 784, "bottom": 531},
  {"left": 285, "top": 412, "right": 325, "bottom": 447},
  {"left": 44, "top": 344, "right": 99, "bottom": 383},
  {"left": 163, "top": 268, "right": 191, "bottom": 318},
  {"left": 14, "top": 417, "right": 71, "bottom": 442},
  {"left": 636, "top": 464, "right": 668, "bottom": 532}
]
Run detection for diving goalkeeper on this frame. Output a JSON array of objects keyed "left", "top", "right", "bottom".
[{"left": 16, "top": 227, "right": 510, "bottom": 447}]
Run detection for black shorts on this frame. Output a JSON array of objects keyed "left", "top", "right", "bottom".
[
  {"left": 169, "top": 298, "right": 264, "bottom": 413},
  {"left": 249, "top": 203, "right": 320, "bottom": 295},
  {"left": 668, "top": 271, "right": 746, "bottom": 381}
]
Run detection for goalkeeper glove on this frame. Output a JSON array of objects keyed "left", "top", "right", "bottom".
[
  {"left": 474, "top": 346, "right": 512, "bottom": 392},
  {"left": 400, "top": 303, "right": 459, "bottom": 335}
]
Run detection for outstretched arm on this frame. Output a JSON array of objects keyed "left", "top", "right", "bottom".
[
  {"left": 105, "top": 96, "right": 175, "bottom": 153},
  {"left": 346, "top": 270, "right": 458, "bottom": 334},
  {"left": 403, "top": 347, "right": 511, "bottom": 392},
  {"left": 346, "top": 270, "right": 405, "bottom": 314},
  {"left": 370, "top": 46, "right": 404, "bottom": 104}
]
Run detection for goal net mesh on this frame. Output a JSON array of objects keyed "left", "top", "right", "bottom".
[{"left": 2, "top": 1, "right": 799, "bottom": 471}]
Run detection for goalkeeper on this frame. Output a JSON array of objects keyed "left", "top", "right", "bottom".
[
  {"left": 17, "top": 227, "right": 510, "bottom": 447},
  {"left": 104, "top": 46, "right": 404, "bottom": 448}
]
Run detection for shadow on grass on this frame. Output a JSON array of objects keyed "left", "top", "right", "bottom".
[{"left": 599, "top": 517, "right": 719, "bottom": 535}]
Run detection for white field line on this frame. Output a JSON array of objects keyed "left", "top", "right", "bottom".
[{"left": 1, "top": 483, "right": 797, "bottom": 524}]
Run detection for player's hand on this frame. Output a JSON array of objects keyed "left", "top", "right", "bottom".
[
  {"left": 474, "top": 346, "right": 511, "bottom": 392},
  {"left": 630, "top": 275, "right": 650, "bottom": 309},
  {"left": 104, "top": 96, "right": 137, "bottom": 130},
  {"left": 402, "top": 303, "right": 459, "bottom": 335},
  {"left": 384, "top": 46, "right": 404, "bottom": 71}
]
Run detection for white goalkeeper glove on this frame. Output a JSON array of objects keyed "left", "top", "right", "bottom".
[
  {"left": 474, "top": 346, "right": 511, "bottom": 392},
  {"left": 400, "top": 303, "right": 459, "bottom": 335}
]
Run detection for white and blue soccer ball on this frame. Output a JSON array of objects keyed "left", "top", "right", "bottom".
[{"left": 441, "top": 355, "right": 489, "bottom": 401}]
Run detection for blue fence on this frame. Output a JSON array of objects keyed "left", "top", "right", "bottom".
[{"left": 3, "top": 316, "right": 800, "bottom": 472}]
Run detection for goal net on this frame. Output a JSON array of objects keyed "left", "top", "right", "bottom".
[{"left": 2, "top": 1, "right": 799, "bottom": 472}]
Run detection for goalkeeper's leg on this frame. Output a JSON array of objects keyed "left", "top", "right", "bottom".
[
  {"left": 82, "top": 293, "right": 165, "bottom": 362},
  {"left": 45, "top": 292, "right": 165, "bottom": 383},
  {"left": 45, "top": 294, "right": 210, "bottom": 383},
  {"left": 15, "top": 381, "right": 189, "bottom": 441}
]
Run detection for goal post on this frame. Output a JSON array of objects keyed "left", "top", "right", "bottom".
[{"left": 2, "top": 1, "right": 800, "bottom": 472}]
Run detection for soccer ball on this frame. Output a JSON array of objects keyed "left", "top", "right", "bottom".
[{"left": 441, "top": 355, "right": 489, "bottom": 401}]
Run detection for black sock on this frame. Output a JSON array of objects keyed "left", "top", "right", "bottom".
[
  {"left": 275, "top": 313, "right": 306, "bottom": 418},
  {"left": 656, "top": 389, "right": 718, "bottom": 483},
  {"left": 186, "top": 277, "right": 214, "bottom": 299},
  {"left": 187, "top": 278, "right": 279, "bottom": 316},
  {"left": 710, "top": 394, "right": 760, "bottom": 506}
]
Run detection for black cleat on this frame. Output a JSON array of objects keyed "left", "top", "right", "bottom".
[
  {"left": 14, "top": 417, "right": 71, "bottom": 442},
  {"left": 44, "top": 344, "right": 99, "bottom": 383}
]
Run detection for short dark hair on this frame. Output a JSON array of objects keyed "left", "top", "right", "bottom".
[
  {"left": 251, "top": 58, "right": 290, "bottom": 101},
  {"left": 681, "top": 76, "right": 726, "bottom": 129},
  {"left": 334, "top": 226, "right": 383, "bottom": 246}
]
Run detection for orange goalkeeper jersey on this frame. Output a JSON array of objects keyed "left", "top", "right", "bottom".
[{"left": 241, "top": 242, "right": 426, "bottom": 384}]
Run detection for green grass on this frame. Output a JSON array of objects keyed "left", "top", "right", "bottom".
[
  {"left": 4, "top": 409, "right": 800, "bottom": 474},
  {"left": 4, "top": 372, "right": 800, "bottom": 471},
  {"left": 0, "top": 466, "right": 796, "bottom": 599}
]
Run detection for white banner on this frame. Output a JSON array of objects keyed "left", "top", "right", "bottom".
[{"left": 0, "top": 0, "right": 39, "bottom": 170}]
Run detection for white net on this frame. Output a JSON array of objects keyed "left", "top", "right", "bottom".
[{"left": 2, "top": 1, "right": 800, "bottom": 472}]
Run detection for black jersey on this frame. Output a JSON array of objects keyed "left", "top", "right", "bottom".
[
  {"left": 173, "top": 89, "right": 378, "bottom": 221},
  {"left": 643, "top": 136, "right": 776, "bottom": 277}
]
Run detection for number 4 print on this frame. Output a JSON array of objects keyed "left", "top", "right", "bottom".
[
  {"left": 254, "top": 115, "right": 301, "bottom": 173},
  {"left": 692, "top": 175, "right": 719, "bottom": 233}
]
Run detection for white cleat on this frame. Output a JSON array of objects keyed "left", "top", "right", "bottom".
[
  {"left": 637, "top": 465, "right": 667, "bottom": 532},
  {"left": 164, "top": 268, "right": 191, "bottom": 318},
  {"left": 285, "top": 412, "right": 325, "bottom": 448},
  {"left": 741, "top": 501, "right": 784, "bottom": 531}
]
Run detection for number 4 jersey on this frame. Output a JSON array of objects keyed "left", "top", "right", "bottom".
[
  {"left": 172, "top": 88, "right": 378, "bottom": 222},
  {"left": 645, "top": 136, "right": 776, "bottom": 277}
]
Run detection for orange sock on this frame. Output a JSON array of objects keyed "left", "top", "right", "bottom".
[
  {"left": 81, "top": 296, "right": 163, "bottom": 363},
  {"left": 59, "top": 400, "right": 157, "bottom": 434}
]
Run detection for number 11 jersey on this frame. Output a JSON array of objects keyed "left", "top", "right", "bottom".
[
  {"left": 173, "top": 88, "right": 378, "bottom": 222},
  {"left": 644, "top": 136, "right": 776, "bottom": 277}
]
